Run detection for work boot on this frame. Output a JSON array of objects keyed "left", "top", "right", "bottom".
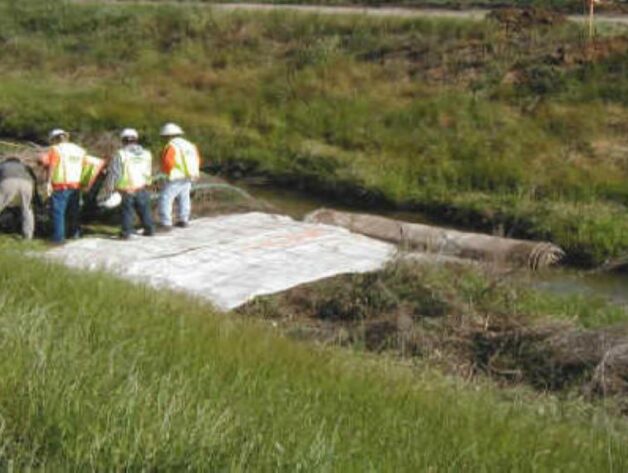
[
  {"left": 156, "top": 224, "right": 172, "bottom": 234},
  {"left": 175, "top": 221, "right": 189, "bottom": 229}
]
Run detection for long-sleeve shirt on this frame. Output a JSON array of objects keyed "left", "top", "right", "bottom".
[
  {"left": 160, "top": 144, "right": 177, "bottom": 176},
  {"left": 104, "top": 144, "right": 152, "bottom": 193}
]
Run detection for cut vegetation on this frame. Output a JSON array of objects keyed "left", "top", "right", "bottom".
[{"left": 242, "top": 259, "right": 628, "bottom": 403}]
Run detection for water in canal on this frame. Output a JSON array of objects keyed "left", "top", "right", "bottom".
[{"left": 235, "top": 180, "right": 628, "bottom": 308}]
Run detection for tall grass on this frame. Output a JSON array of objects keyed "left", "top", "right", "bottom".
[
  {"left": 0, "top": 2, "right": 627, "bottom": 264},
  {"left": 0, "top": 242, "right": 626, "bottom": 469}
]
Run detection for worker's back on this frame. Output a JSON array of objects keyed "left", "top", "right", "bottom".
[
  {"left": 0, "top": 158, "right": 33, "bottom": 182},
  {"left": 0, "top": 158, "right": 37, "bottom": 239}
]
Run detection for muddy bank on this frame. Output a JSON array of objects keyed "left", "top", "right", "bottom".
[{"left": 239, "top": 260, "right": 628, "bottom": 409}]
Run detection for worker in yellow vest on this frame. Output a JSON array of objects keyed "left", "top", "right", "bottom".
[
  {"left": 40, "top": 129, "right": 88, "bottom": 243},
  {"left": 157, "top": 123, "right": 201, "bottom": 231},
  {"left": 104, "top": 128, "right": 155, "bottom": 239}
]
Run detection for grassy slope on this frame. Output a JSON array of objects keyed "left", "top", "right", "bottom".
[
  {"left": 0, "top": 240, "right": 626, "bottom": 469},
  {"left": 0, "top": 1, "right": 627, "bottom": 265}
]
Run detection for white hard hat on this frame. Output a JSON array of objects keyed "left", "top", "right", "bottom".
[
  {"left": 120, "top": 128, "right": 139, "bottom": 140},
  {"left": 48, "top": 129, "right": 68, "bottom": 141},
  {"left": 160, "top": 123, "right": 184, "bottom": 137},
  {"left": 100, "top": 192, "right": 122, "bottom": 209}
]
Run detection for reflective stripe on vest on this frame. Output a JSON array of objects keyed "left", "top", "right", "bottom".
[
  {"left": 51, "top": 142, "right": 86, "bottom": 186},
  {"left": 116, "top": 147, "right": 152, "bottom": 191},
  {"left": 168, "top": 137, "right": 200, "bottom": 180}
]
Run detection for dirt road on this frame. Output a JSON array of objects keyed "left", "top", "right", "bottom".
[
  {"left": 72, "top": 1, "right": 628, "bottom": 26},
  {"left": 218, "top": 3, "right": 489, "bottom": 20},
  {"left": 220, "top": 3, "right": 628, "bottom": 26}
]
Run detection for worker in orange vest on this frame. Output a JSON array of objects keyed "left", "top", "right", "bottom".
[
  {"left": 39, "top": 129, "right": 88, "bottom": 243},
  {"left": 157, "top": 123, "right": 201, "bottom": 231}
]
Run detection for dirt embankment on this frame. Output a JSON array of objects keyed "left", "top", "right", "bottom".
[
  {"left": 354, "top": 8, "right": 628, "bottom": 88},
  {"left": 240, "top": 261, "right": 628, "bottom": 409}
]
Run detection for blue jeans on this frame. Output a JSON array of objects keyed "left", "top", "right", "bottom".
[
  {"left": 158, "top": 180, "right": 191, "bottom": 226},
  {"left": 121, "top": 189, "right": 154, "bottom": 237},
  {"left": 51, "top": 189, "right": 80, "bottom": 243}
]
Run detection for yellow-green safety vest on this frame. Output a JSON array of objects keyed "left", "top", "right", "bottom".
[
  {"left": 51, "top": 142, "right": 87, "bottom": 186},
  {"left": 168, "top": 137, "right": 200, "bottom": 181},
  {"left": 116, "top": 146, "right": 153, "bottom": 191}
]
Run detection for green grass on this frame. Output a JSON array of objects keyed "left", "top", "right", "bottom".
[
  {"left": 0, "top": 240, "right": 626, "bottom": 469},
  {"left": 0, "top": 1, "right": 627, "bottom": 265}
]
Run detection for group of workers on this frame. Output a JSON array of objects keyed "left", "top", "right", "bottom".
[{"left": 0, "top": 122, "right": 201, "bottom": 243}]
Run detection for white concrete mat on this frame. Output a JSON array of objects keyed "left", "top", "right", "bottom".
[{"left": 45, "top": 212, "right": 395, "bottom": 310}]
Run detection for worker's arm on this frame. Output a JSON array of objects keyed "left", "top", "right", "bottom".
[
  {"left": 104, "top": 152, "right": 122, "bottom": 193},
  {"left": 161, "top": 144, "right": 176, "bottom": 175},
  {"left": 39, "top": 149, "right": 58, "bottom": 181}
]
